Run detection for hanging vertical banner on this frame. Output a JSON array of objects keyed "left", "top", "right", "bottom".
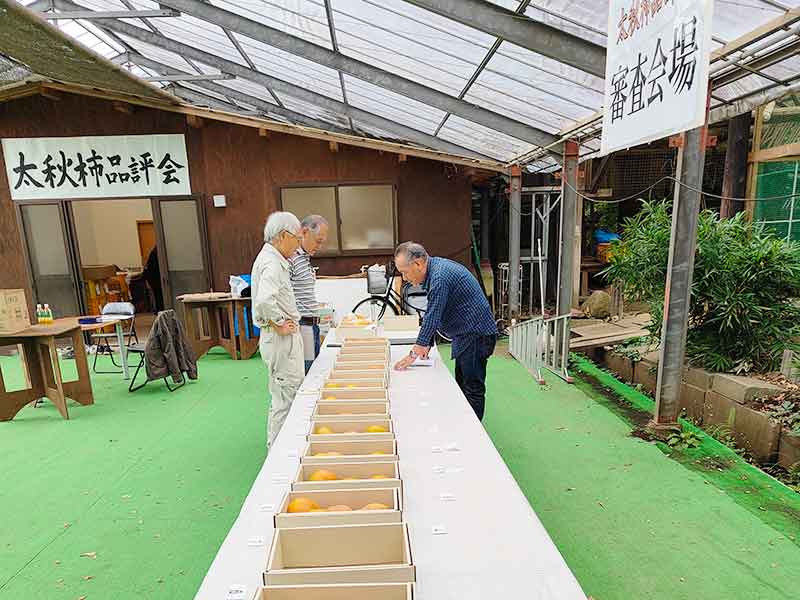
[
  {"left": 600, "top": 0, "right": 714, "bottom": 155},
  {"left": 2, "top": 134, "right": 191, "bottom": 201}
]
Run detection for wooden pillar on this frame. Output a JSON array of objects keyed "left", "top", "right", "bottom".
[{"left": 720, "top": 111, "right": 751, "bottom": 218}]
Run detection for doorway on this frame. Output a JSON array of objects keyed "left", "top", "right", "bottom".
[
  {"left": 137, "top": 220, "right": 156, "bottom": 267},
  {"left": 17, "top": 196, "right": 210, "bottom": 320}
]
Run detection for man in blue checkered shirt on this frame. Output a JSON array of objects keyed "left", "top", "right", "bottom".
[{"left": 394, "top": 242, "right": 497, "bottom": 421}]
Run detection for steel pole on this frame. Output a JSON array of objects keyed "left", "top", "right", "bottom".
[
  {"left": 558, "top": 140, "right": 579, "bottom": 316},
  {"left": 508, "top": 165, "right": 522, "bottom": 317},
  {"left": 654, "top": 125, "right": 707, "bottom": 425},
  {"left": 480, "top": 188, "right": 491, "bottom": 260}
]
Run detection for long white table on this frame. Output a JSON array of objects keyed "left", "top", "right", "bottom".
[{"left": 194, "top": 337, "right": 586, "bottom": 599}]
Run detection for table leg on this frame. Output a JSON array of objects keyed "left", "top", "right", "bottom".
[
  {"left": 225, "top": 302, "right": 238, "bottom": 360},
  {"left": 581, "top": 271, "right": 589, "bottom": 297},
  {"left": 0, "top": 341, "right": 41, "bottom": 421},
  {"left": 116, "top": 321, "right": 130, "bottom": 379},
  {"left": 18, "top": 344, "right": 31, "bottom": 388},
  {"left": 236, "top": 302, "right": 259, "bottom": 360},
  {"left": 39, "top": 337, "right": 69, "bottom": 420},
  {"left": 63, "top": 328, "right": 94, "bottom": 406}
]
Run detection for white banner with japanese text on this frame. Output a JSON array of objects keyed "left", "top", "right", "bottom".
[
  {"left": 601, "top": 0, "right": 714, "bottom": 155},
  {"left": 2, "top": 134, "right": 191, "bottom": 200}
]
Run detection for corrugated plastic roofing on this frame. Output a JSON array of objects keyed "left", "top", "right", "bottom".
[{"left": 7, "top": 0, "right": 800, "bottom": 168}]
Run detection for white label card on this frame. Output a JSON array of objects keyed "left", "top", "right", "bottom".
[
  {"left": 226, "top": 584, "right": 247, "bottom": 600},
  {"left": 247, "top": 536, "right": 265, "bottom": 547},
  {"left": 445, "top": 442, "right": 461, "bottom": 452},
  {"left": 440, "top": 493, "right": 456, "bottom": 502},
  {"left": 432, "top": 525, "right": 448, "bottom": 535},
  {"left": 431, "top": 445, "right": 443, "bottom": 454},
  {"left": 271, "top": 475, "right": 289, "bottom": 485},
  {"left": 259, "top": 503, "right": 276, "bottom": 513},
  {"left": 432, "top": 465, "right": 445, "bottom": 474}
]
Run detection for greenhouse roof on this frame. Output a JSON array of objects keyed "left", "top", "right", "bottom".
[{"left": 3, "top": 0, "right": 800, "bottom": 171}]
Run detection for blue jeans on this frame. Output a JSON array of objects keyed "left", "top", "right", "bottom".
[
  {"left": 303, "top": 324, "right": 321, "bottom": 374},
  {"left": 454, "top": 334, "right": 497, "bottom": 421}
]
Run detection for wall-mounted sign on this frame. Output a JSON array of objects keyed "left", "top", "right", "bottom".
[
  {"left": 601, "top": 0, "right": 714, "bottom": 155},
  {"left": 2, "top": 134, "right": 191, "bottom": 201}
]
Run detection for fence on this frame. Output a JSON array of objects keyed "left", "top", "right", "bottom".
[{"left": 508, "top": 314, "right": 573, "bottom": 384}]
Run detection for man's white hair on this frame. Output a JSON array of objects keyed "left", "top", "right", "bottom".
[{"left": 264, "top": 211, "right": 301, "bottom": 242}]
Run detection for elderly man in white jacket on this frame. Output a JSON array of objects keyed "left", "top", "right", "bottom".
[{"left": 251, "top": 211, "right": 305, "bottom": 449}]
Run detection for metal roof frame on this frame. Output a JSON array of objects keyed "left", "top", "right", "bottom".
[{"left": 4, "top": 0, "right": 800, "bottom": 168}]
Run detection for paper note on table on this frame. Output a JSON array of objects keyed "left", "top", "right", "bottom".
[{"left": 411, "top": 357, "right": 434, "bottom": 367}]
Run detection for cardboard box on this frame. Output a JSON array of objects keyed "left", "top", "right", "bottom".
[
  {"left": 319, "top": 388, "right": 389, "bottom": 402},
  {"left": 275, "top": 488, "right": 401, "bottom": 528},
  {"left": 264, "top": 523, "right": 414, "bottom": 585},
  {"left": 313, "top": 401, "right": 390, "bottom": 420},
  {"left": 341, "top": 338, "right": 390, "bottom": 349},
  {"left": 333, "top": 361, "right": 388, "bottom": 372},
  {"left": 326, "top": 372, "right": 389, "bottom": 389},
  {"left": 322, "top": 381, "right": 388, "bottom": 395},
  {"left": 340, "top": 345, "right": 390, "bottom": 358},
  {"left": 336, "top": 353, "right": 390, "bottom": 363},
  {"left": 0, "top": 289, "right": 31, "bottom": 334},
  {"left": 293, "top": 461, "right": 401, "bottom": 491},
  {"left": 337, "top": 325, "right": 378, "bottom": 340},
  {"left": 253, "top": 583, "right": 414, "bottom": 600},
  {"left": 302, "top": 440, "right": 398, "bottom": 464},
  {"left": 381, "top": 316, "right": 419, "bottom": 331},
  {"left": 309, "top": 418, "right": 394, "bottom": 442}
]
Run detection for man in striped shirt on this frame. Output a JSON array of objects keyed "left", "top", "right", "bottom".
[{"left": 289, "top": 214, "right": 329, "bottom": 373}]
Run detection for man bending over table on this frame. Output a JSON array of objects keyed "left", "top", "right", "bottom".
[
  {"left": 251, "top": 211, "right": 305, "bottom": 449},
  {"left": 393, "top": 242, "right": 498, "bottom": 421}
]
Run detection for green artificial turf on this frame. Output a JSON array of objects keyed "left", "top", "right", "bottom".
[
  {"left": 0, "top": 349, "right": 267, "bottom": 600},
  {"left": 3, "top": 344, "right": 800, "bottom": 600},
  {"left": 448, "top": 345, "right": 800, "bottom": 600}
]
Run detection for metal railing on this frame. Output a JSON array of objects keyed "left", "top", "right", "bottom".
[{"left": 509, "top": 314, "right": 573, "bottom": 384}]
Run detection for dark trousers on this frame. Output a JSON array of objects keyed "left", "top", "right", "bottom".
[
  {"left": 303, "top": 324, "right": 321, "bottom": 374},
  {"left": 454, "top": 334, "right": 497, "bottom": 421}
]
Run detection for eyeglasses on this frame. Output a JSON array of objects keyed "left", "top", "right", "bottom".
[{"left": 283, "top": 230, "right": 302, "bottom": 242}]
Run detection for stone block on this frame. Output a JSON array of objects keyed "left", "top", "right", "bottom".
[
  {"left": 605, "top": 352, "right": 633, "bottom": 383},
  {"left": 711, "top": 374, "right": 784, "bottom": 405},
  {"left": 683, "top": 366, "right": 715, "bottom": 391},
  {"left": 731, "top": 404, "right": 781, "bottom": 464},
  {"left": 678, "top": 383, "right": 705, "bottom": 424},
  {"left": 703, "top": 391, "right": 737, "bottom": 428},
  {"left": 778, "top": 430, "right": 800, "bottom": 470},
  {"left": 633, "top": 360, "right": 657, "bottom": 395}
]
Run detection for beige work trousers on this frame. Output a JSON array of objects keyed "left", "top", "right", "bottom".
[{"left": 260, "top": 330, "right": 304, "bottom": 448}]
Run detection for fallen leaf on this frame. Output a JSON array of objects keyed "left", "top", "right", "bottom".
[
  {"left": 566, "top": 487, "right": 576, "bottom": 492},
  {"left": 55, "top": 560, "right": 61, "bottom": 565},
  {"left": 79, "top": 596, "right": 87, "bottom": 600},
  {"left": 598, "top": 502, "right": 606, "bottom": 509},
  {"left": 121, "top": 494, "right": 131, "bottom": 500},
  {"left": 679, "top": 577, "right": 685, "bottom": 583},
  {"left": 63, "top": 523, "right": 71, "bottom": 529},
  {"left": 83, "top": 576, "right": 94, "bottom": 581},
  {"left": 80, "top": 552, "right": 97, "bottom": 559}
]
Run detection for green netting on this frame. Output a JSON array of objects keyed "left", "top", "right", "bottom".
[
  {"left": 571, "top": 355, "right": 800, "bottom": 545},
  {"left": 754, "top": 160, "right": 800, "bottom": 241}
]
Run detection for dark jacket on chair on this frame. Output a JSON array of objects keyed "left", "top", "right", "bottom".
[{"left": 145, "top": 310, "right": 198, "bottom": 383}]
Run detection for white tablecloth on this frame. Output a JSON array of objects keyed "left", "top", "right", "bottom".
[{"left": 193, "top": 337, "right": 586, "bottom": 600}]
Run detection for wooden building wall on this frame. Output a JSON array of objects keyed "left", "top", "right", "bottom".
[{"left": 0, "top": 92, "right": 473, "bottom": 302}]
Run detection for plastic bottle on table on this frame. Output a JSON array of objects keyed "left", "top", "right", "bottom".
[
  {"left": 43, "top": 304, "right": 54, "bottom": 324},
  {"left": 36, "top": 304, "right": 44, "bottom": 324}
]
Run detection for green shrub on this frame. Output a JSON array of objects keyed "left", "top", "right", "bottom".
[{"left": 603, "top": 200, "right": 800, "bottom": 373}]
